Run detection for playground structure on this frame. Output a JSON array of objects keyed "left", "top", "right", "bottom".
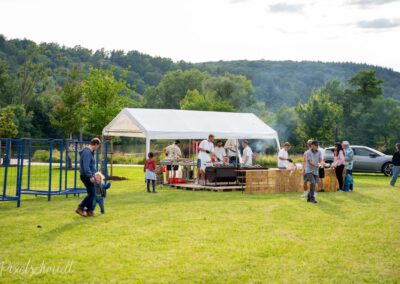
[{"left": 0, "top": 138, "right": 109, "bottom": 207}]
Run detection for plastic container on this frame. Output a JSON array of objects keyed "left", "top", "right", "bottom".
[{"left": 169, "top": 178, "right": 186, "bottom": 184}]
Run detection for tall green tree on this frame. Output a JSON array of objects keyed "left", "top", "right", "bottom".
[
  {"left": 14, "top": 45, "right": 50, "bottom": 105},
  {"left": 143, "top": 69, "right": 209, "bottom": 109},
  {"left": 358, "top": 97, "right": 400, "bottom": 148},
  {"left": 0, "top": 59, "right": 15, "bottom": 106},
  {"left": 9, "top": 104, "right": 34, "bottom": 137},
  {"left": 348, "top": 69, "right": 383, "bottom": 102},
  {"left": 296, "top": 90, "right": 343, "bottom": 144},
  {"left": 180, "top": 89, "right": 236, "bottom": 112},
  {"left": 0, "top": 106, "right": 18, "bottom": 137},
  {"left": 82, "top": 67, "right": 140, "bottom": 135},
  {"left": 343, "top": 69, "right": 384, "bottom": 144},
  {"left": 50, "top": 69, "right": 85, "bottom": 138},
  {"left": 203, "top": 73, "right": 255, "bottom": 111}
]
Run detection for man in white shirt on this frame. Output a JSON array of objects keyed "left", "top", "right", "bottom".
[
  {"left": 278, "top": 142, "right": 292, "bottom": 169},
  {"left": 214, "top": 140, "right": 226, "bottom": 163},
  {"left": 197, "top": 134, "right": 215, "bottom": 182},
  {"left": 165, "top": 140, "right": 182, "bottom": 181},
  {"left": 224, "top": 138, "right": 239, "bottom": 166},
  {"left": 241, "top": 140, "right": 253, "bottom": 167}
]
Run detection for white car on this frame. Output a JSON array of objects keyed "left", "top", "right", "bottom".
[{"left": 324, "top": 145, "right": 393, "bottom": 176}]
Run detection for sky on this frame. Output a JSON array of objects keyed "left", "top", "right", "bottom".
[{"left": 1, "top": 0, "right": 399, "bottom": 71}]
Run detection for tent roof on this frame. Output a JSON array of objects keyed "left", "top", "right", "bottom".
[{"left": 102, "top": 108, "right": 279, "bottom": 140}]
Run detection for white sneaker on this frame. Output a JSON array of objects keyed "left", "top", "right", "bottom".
[
  {"left": 301, "top": 192, "right": 308, "bottom": 198},
  {"left": 314, "top": 192, "right": 317, "bottom": 198}
]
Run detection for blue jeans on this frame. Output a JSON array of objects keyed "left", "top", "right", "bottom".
[
  {"left": 93, "top": 196, "right": 105, "bottom": 214},
  {"left": 344, "top": 170, "right": 353, "bottom": 191},
  {"left": 79, "top": 175, "right": 95, "bottom": 211},
  {"left": 229, "top": 156, "right": 237, "bottom": 167},
  {"left": 391, "top": 166, "right": 400, "bottom": 186},
  {"left": 306, "top": 173, "right": 319, "bottom": 198},
  {"left": 147, "top": 179, "right": 156, "bottom": 192}
]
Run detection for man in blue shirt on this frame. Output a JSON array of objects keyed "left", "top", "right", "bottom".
[
  {"left": 343, "top": 141, "right": 354, "bottom": 191},
  {"left": 75, "top": 138, "right": 101, "bottom": 217}
]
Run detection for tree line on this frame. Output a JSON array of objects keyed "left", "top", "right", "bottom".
[{"left": 0, "top": 35, "right": 400, "bottom": 152}]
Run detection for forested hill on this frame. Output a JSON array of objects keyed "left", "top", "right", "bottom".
[
  {"left": 194, "top": 60, "right": 400, "bottom": 109},
  {"left": 1, "top": 35, "right": 400, "bottom": 110}
]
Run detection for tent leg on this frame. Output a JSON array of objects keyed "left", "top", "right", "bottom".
[
  {"left": 275, "top": 137, "right": 281, "bottom": 151},
  {"left": 146, "top": 138, "right": 150, "bottom": 157}
]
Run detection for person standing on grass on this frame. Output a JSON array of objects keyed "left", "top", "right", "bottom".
[
  {"left": 343, "top": 141, "right": 354, "bottom": 191},
  {"left": 164, "top": 140, "right": 182, "bottom": 182},
  {"left": 278, "top": 142, "right": 293, "bottom": 169},
  {"left": 75, "top": 137, "right": 101, "bottom": 217},
  {"left": 93, "top": 172, "right": 111, "bottom": 214},
  {"left": 225, "top": 138, "right": 239, "bottom": 166},
  {"left": 331, "top": 142, "right": 346, "bottom": 192},
  {"left": 197, "top": 134, "right": 215, "bottom": 184},
  {"left": 305, "top": 140, "right": 322, "bottom": 204},
  {"left": 241, "top": 140, "right": 253, "bottom": 167},
  {"left": 390, "top": 143, "right": 400, "bottom": 187},
  {"left": 302, "top": 139, "right": 313, "bottom": 198},
  {"left": 144, "top": 152, "right": 157, "bottom": 193}
]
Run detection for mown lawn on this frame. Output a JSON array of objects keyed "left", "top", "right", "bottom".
[{"left": 0, "top": 167, "right": 399, "bottom": 283}]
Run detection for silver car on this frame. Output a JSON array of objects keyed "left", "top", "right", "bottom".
[{"left": 324, "top": 145, "right": 393, "bottom": 176}]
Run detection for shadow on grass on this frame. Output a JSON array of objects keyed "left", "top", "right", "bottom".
[
  {"left": 39, "top": 219, "right": 86, "bottom": 241},
  {"left": 315, "top": 190, "right": 381, "bottom": 217}
]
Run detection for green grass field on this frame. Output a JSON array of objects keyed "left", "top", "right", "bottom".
[{"left": 1, "top": 167, "right": 399, "bottom": 283}]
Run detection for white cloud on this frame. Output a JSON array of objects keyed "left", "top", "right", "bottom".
[
  {"left": 348, "top": 0, "right": 400, "bottom": 7},
  {"left": 0, "top": 0, "right": 399, "bottom": 71},
  {"left": 358, "top": 18, "right": 400, "bottom": 28},
  {"left": 269, "top": 3, "right": 304, "bottom": 13}
]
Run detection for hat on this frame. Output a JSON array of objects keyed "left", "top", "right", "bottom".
[
  {"left": 342, "top": 141, "right": 350, "bottom": 146},
  {"left": 311, "top": 140, "right": 319, "bottom": 145}
]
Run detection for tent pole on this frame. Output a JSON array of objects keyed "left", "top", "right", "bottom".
[
  {"left": 146, "top": 138, "right": 150, "bottom": 157},
  {"left": 275, "top": 136, "right": 281, "bottom": 151}
]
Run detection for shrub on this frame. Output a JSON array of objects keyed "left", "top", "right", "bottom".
[{"left": 31, "top": 149, "right": 61, "bottom": 163}]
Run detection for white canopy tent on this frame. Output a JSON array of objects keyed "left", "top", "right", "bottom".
[{"left": 102, "top": 108, "right": 280, "bottom": 154}]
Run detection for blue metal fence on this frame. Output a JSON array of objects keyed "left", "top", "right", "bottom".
[
  {"left": 0, "top": 138, "right": 109, "bottom": 207},
  {"left": 0, "top": 138, "right": 22, "bottom": 207}
]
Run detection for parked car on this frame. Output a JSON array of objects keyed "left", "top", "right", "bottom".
[{"left": 324, "top": 145, "right": 393, "bottom": 176}]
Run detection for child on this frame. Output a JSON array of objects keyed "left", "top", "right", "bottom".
[
  {"left": 144, "top": 152, "right": 157, "bottom": 193},
  {"left": 155, "top": 165, "right": 164, "bottom": 187},
  {"left": 93, "top": 172, "right": 111, "bottom": 214}
]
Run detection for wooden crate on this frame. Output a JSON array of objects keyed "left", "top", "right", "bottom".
[{"left": 245, "top": 168, "right": 339, "bottom": 194}]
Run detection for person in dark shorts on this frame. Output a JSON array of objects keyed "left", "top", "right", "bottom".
[
  {"left": 165, "top": 140, "right": 182, "bottom": 182},
  {"left": 302, "top": 139, "right": 312, "bottom": 198},
  {"left": 318, "top": 165, "right": 325, "bottom": 192},
  {"left": 305, "top": 140, "right": 322, "bottom": 204}
]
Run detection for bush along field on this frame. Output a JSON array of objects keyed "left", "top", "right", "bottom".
[{"left": 0, "top": 166, "right": 399, "bottom": 283}]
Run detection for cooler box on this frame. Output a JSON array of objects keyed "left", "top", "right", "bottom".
[{"left": 169, "top": 178, "right": 186, "bottom": 184}]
